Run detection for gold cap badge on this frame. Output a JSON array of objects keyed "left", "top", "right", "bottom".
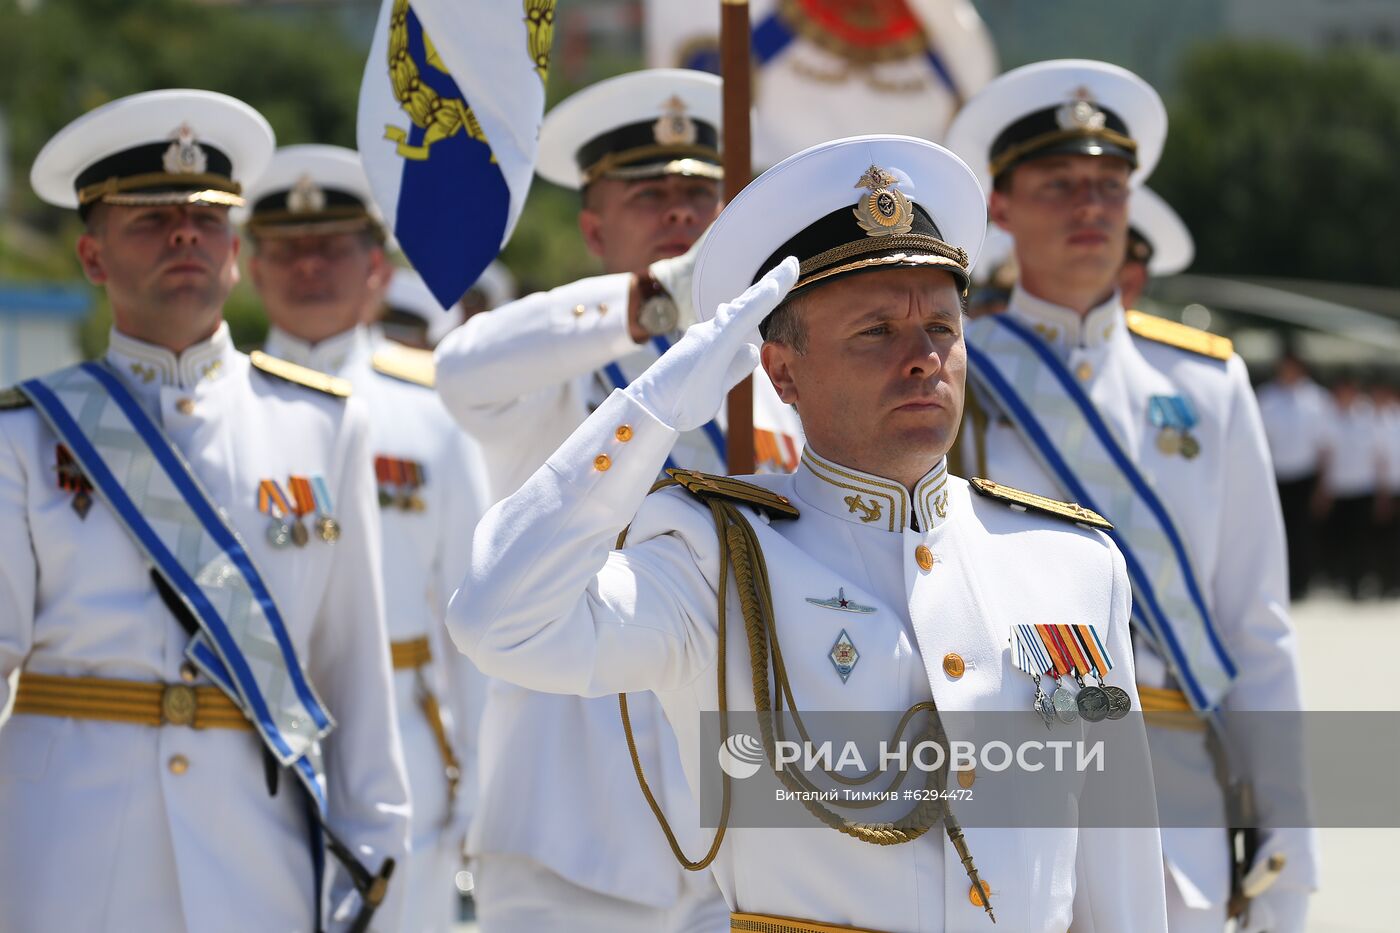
[
  {"left": 287, "top": 174, "right": 327, "bottom": 213},
  {"left": 1055, "top": 87, "right": 1108, "bottom": 132},
  {"left": 653, "top": 95, "right": 698, "bottom": 146},
  {"left": 162, "top": 123, "right": 208, "bottom": 175},
  {"left": 852, "top": 164, "right": 914, "bottom": 237}
]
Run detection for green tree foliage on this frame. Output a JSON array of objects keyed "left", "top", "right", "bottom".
[{"left": 1153, "top": 41, "right": 1400, "bottom": 286}]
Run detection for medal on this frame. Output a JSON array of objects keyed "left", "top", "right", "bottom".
[
  {"left": 1155, "top": 426, "right": 1180, "bottom": 455},
  {"left": 310, "top": 475, "right": 340, "bottom": 543},
  {"left": 1052, "top": 687, "right": 1079, "bottom": 723},
  {"left": 1076, "top": 685, "right": 1110, "bottom": 722},
  {"left": 54, "top": 444, "right": 95, "bottom": 520},
  {"left": 258, "top": 479, "right": 295, "bottom": 549},
  {"left": 1104, "top": 685, "right": 1132, "bottom": 719},
  {"left": 1149, "top": 395, "right": 1201, "bottom": 460},
  {"left": 1010, "top": 625, "right": 1057, "bottom": 728},
  {"left": 288, "top": 476, "right": 320, "bottom": 548},
  {"left": 1067, "top": 624, "right": 1133, "bottom": 720}
]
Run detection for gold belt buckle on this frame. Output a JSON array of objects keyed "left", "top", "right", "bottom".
[{"left": 161, "top": 683, "right": 198, "bottom": 726}]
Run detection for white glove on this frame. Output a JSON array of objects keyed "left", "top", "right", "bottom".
[
  {"left": 647, "top": 228, "right": 708, "bottom": 331},
  {"left": 626, "top": 256, "right": 798, "bottom": 432}
]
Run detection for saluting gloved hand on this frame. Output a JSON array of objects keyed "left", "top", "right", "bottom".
[
  {"left": 626, "top": 256, "right": 798, "bottom": 432},
  {"left": 646, "top": 228, "right": 709, "bottom": 332}
]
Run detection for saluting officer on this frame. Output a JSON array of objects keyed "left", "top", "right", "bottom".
[
  {"left": 1, "top": 92, "right": 409, "bottom": 931},
  {"left": 242, "top": 144, "right": 489, "bottom": 933},
  {"left": 449, "top": 133, "right": 1169, "bottom": 933},
  {"left": 433, "top": 69, "right": 798, "bottom": 933},
  {"left": 945, "top": 60, "right": 1318, "bottom": 932}
]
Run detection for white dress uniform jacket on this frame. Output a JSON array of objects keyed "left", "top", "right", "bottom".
[
  {"left": 266, "top": 325, "right": 488, "bottom": 933},
  {"left": 965, "top": 288, "right": 1318, "bottom": 920},
  {"left": 449, "top": 387, "right": 1169, "bottom": 933},
  {"left": 1256, "top": 378, "right": 1335, "bottom": 484},
  {"left": 0, "top": 323, "right": 410, "bottom": 933},
  {"left": 1324, "top": 397, "right": 1383, "bottom": 499},
  {"left": 435, "top": 274, "right": 800, "bottom": 912}
]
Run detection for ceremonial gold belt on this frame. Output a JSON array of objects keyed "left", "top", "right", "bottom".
[
  {"left": 390, "top": 636, "right": 433, "bottom": 670},
  {"left": 389, "top": 635, "right": 463, "bottom": 809},
  {"left": 13, "top": 671, "right": 251, "bottom": 730},
  {"left": 731, "top": 913, "right": 886, "bottom": 933},
  {"left": 1137, "top": 684, "right": 1206, "bottom": 732}
]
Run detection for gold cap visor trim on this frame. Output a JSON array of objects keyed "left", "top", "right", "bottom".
[
  {"left": 583, "top": 144, "right": 723, "bottom": 184},
  {"left": 78, "top": 171, "right": 243, "bottom": 206}
]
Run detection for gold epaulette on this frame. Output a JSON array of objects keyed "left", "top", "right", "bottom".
[
  {"left": 665, "top": 468, "right": 800, "bottom": 521},
  {"left": 371, "top": 345, "right": 435, "bottom": 388},
  {"left": 1125, "top": 309, "right": 1233, "bottom": 361},
  {"left": 250, "top": 351, "right": 352, "bottom": 398},
  {"left": 969, "top": 477, "right": 1112, "bottom": 530},
  {"left": 0, "top": 386, "right": 32, "bottom": 410}
]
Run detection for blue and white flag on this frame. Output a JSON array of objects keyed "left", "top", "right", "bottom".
[
  {"left": 358, "top": 0, "right": 555, "bottom": 308},
  {"left": 645, "top": 0, "right": 997, "bottom": 168}
]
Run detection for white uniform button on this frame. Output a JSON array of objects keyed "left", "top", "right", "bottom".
[
  {"left": 969, "top": 879, "right": 991, "bottom": 907},
  {"left": 593, "top": 454, "right": 612, "bottom": 472},
  {"left": 1075, "top": 362, "right": 1093, "bottom": 382},
  {"left": 942, "top": 653, "right": 966, "bottom": 678},
  {"left": 597, "top": 303, "right": 609, "bottom": 315},
  {"left": 615, "top": 425, "right": 633, "bottom": 443},
  {"left": 958, "top": 766, "right": 976, "bottom": 789},
  {"left": 176, "top": 398, "right": 195, "bottom": 415},
  {"left": 179, "top": 662, "right": 198, "bottom": 684},
  {"left": 168, "top": 754, "right": 190, "bottom": 775},
  {"left": 572, "top": 304, "right": 586, "bottom": 317}
]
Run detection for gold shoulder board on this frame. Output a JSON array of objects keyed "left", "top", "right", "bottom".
[
  {"left": 0, "top": 386, "right": 33, "bottom": 410},
  {"left": 970, "top": 477, "right": 1112, "bottom": 530},
  {"left": 250, "top": 351, "right": 352, "bottom": 398},
  {"left": 665, "top": 468, "right": 800, "bottom": 521},
  {"left": 1125, "top": 310, "right": 1233, "bottom": 361},
  {"left": 371, "top": 345, "right": 435, "bottom": 388}
]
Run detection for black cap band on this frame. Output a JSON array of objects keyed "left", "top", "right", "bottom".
[
  {"left": 576, "top": 118, "right": 720, "bottom": 184},
  {"left": 989, "top": 101, "right": 1136, "bottom": 180}
]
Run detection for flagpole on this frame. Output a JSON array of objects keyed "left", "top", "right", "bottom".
[{"left": 721, "top": 0, "right": 755, "bottom": 475}]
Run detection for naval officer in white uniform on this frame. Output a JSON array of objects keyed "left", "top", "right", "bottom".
[
  {"left": 945, "top": 60, "right": 1318, "bottom": 932},
  {"left": 1, "top": 91, "right": 409, "bottom": 932},
  {"left": 448, "top": 133, "right": 1169, "bottom": 933},
  {"left": 243, "top": 144, "right": 489, "bottom": 933},
  {"left": 434, "top": 70, "right": 799, "bottom": 933}
]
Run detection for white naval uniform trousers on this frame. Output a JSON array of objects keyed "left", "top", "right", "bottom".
[
  {"left": 435, "top": 275, "right": 800, "bottom": 931},
  {"left": 0, "top": 324, "right": 410, "bottom": 933},
  {"left": 964, "top": 288, "right": 1319, "bottom": 932},
  {"left": 449, "top": 388, "right": 1170, "bottom": 933},
  {"left": 267, "top": 326, "right": 489, "bottom": 933}
]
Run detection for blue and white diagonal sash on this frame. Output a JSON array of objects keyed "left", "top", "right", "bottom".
[
  {"left": 21, "top": 362, "right": 332, "bottom": 807},
  {"left": 965, "top": 315, "right": 1237, "bottom": 712}
]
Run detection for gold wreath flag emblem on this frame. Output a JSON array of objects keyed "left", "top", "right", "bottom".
[
  {"left": 383, "top": 0, "right": 488, "bottom": 161},
  {"left": 524, "top": 0, "right": 555, "bottom": 86}
]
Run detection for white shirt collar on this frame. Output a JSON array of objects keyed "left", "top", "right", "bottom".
[
  {"left": 1006, "top": 285, "right": 1124, "bottom": 359},
  {"left": 793, "top": 447, "right": 951, "bottom": 534},
  {"left": 105, "top": 321, "right": 235, "bottom": 392},
  {"left": 263, "top": 325, "right": 372, "bottom": 375}
]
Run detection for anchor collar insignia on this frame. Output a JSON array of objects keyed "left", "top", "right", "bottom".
[{"left": 794, "top": 448, "right": 952, "bottom": 533}]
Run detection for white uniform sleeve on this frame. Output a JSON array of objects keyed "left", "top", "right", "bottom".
[
  {"left": 434, "top": 274, "right": 635, "bottom": 431},
  {"left": 0, "top": 411, "right": 36, "bottom": 707},
  {"left": 448, "top": 390, "right": 722, "bottom": 698},
  {"left": 1216, "top": 358, "right": 1318, "bottom": 895},
  {"left": 1071, "top": 541, "right": 1168, "bottom": 933},
  {"left": 309, "top": 397, "right": 411, "bottom": 929}
]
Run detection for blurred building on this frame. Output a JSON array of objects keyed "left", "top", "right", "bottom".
[{"left": 0, "top": 284, "right": 89, "bottom": 385}]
